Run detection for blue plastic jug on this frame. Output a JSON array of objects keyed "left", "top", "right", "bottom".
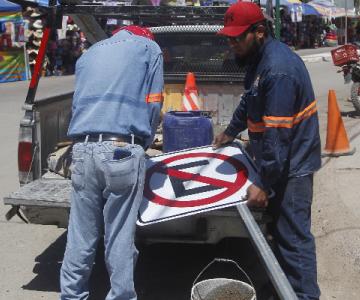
[{"left": 163, "top": 111, "right": 213, "bottom": 153}]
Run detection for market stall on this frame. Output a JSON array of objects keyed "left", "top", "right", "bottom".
[
  {"left": 0, "top": 0, "right": 28, "bottom": 83},
  {"left": 260, "top": 0, "right": 325, "bottom": 48}
]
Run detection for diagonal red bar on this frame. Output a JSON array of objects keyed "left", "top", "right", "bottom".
[{"left": 161, "top": 167, "right": 233, "bottom": 188}]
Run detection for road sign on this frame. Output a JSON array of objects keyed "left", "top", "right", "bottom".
[{"left": 137, "top": 143, "right": 259, "bottom": 226}]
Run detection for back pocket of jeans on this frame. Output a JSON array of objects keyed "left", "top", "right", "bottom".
[
  {"left": 103, "top": 154, "right": 137, "bottom": 194},
  {"left": 70, "top": 158, "right": 85, "bottom": 190}
]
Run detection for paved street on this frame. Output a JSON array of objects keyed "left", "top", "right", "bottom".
[
  {"left": 296, "top": 46, "right": 337, "bottom": 57},
  {"left": 0, "top": 76, "right": 75, "bottom": 300},
  {"left": 1, "top": 59, "right": 360, "bottom": 300}
]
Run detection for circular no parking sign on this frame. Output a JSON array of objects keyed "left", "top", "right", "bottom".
[{"left": 143, "top": 152, "right": 249, "bottom": 208}]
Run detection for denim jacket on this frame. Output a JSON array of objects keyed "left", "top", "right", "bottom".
[{"left": 225, "top": 37, "right": 321, "bottom": 189}]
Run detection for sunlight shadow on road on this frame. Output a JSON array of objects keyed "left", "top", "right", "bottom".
[
  {"left": 21, "top": 232, "right": 66, "bottom": 293},
  {"left": 20, "top": 234, "right": 272, "bottom": 299},
  {"left": 20, "top": 232, "right": 110, "bottom": 299}
]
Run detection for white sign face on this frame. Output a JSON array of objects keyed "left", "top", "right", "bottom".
[{"left": 137, "top": 143, "right": 259, "bottom": 226}]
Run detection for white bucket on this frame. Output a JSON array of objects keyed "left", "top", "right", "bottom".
[{"left": 191, "top": 259, "right": 256, "bottom": 300}]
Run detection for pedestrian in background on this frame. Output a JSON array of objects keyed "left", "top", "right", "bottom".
[
  {"left": 213, "top": 2, "right": 321, "bottom": 299},
  {"left": 60, "top": 25, "right": 164, "bottom": 300}
]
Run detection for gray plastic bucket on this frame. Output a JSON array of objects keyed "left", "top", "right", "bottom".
[{"left": 191, "top": 258, "right": 256, "bottom": 300}]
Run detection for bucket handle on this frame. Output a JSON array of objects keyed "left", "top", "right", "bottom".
[
  {"left": 169, "top": 111, "right": 212, "bottom": 118},
  {"left": 170, "top": 111, "right": 198, "bottom": 117},
  {"left": 192, "top": 258, "right": 255, "bottom": 290}
]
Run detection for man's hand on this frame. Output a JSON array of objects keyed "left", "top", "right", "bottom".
[
  {"left": 245, "top": 184, "right": 268, "bottom": 208},
  {"left": 212, "top": 132, "right": 235, "bottom": 149}
]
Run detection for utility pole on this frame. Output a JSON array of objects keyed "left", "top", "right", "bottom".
[{"left": 345, "top": 0, "right": 348, "bottom": 44}]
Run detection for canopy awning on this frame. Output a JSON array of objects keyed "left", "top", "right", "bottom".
[
  {"left": 308, "top": 0, "right": 355, "bottom": 18},
  {"left": 260, "top": 0, "right": 322, "bottom": 16},
  {"left": 0, "top": 0, "right": 22, "bottom": 22},
  {"left": 0, "top": 0, "right": 21, "bottom": 12}
]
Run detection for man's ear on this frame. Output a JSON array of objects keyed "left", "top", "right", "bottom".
[{"left": 255, "top": 25, "right": 266, "bottom": 40}]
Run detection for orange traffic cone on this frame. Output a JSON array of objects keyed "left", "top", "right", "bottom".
[
  {"left": 182, "top": 72, "right": 201, "bottom": 111},
  {"left": 323, "top": 90, "right": 355, "bottom": 157}
]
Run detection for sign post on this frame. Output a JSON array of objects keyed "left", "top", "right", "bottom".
[{"left": 236, "top": 203, "right": 298, "bottom": 300}]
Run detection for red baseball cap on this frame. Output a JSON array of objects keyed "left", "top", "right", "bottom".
[
  {"left": 112, "top": 25, "right": 155, "bottom": 41},
  {"left": 217, "top": 2, "right": 265, "bottom": 37}
]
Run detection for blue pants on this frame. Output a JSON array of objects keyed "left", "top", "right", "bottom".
[
  {"left": 60, "top": 141, "right": 145, "bottom": 300},
  {"left": 268, "top": 175, "right": 320, "bottom": 300}
]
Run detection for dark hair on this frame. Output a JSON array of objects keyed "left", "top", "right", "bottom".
[
  {"left": 229, "top": 20, "right": 272, "bottom": 42},
  {"left": 250, "top": 20, "right": 273, "bottom": 37}
]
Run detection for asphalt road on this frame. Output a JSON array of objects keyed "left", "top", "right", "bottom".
[{"left": 0, "top": 61, "right": 358, "bottom": 300}]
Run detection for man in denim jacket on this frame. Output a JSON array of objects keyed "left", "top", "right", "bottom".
[
  {"left": 60, "top": 26, "right": 163, "bottom": 300},
  {"left": 214, "top": 3, "right": 321, "bottom": 300}
]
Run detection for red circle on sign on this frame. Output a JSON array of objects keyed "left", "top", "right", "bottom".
[{"left": 143, "top": 152, "right": 248, "bottom": 207}]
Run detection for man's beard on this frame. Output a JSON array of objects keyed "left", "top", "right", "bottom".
[{"left": 234, "top": 38, "right": 262, "bottom": 68}]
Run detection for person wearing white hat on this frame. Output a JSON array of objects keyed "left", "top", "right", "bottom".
[
  {"left": 27, "top": 48, "right": 39, "bottom": 55},
  {"left": 30, "top": 11, "right": 41, "bottom": 18},
  {"left": 30, "top": 8, "right": 46, "bottom": 18},
  {"left": 31, "top": 39, "right": 41, "bottom": 47},
  {"left": 23, "top": 7, "right": 34, "bottom": 18},
  {"left": 32, "top": 20, "right": 43, "bottom": 30},
  {"left": 32, "top": 29, "right": 43, "bottom": 39}
]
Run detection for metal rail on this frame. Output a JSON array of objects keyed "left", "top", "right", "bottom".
[
  {"left": 60, "top": 5, "right": 227, "bottom": 21},
  {"left": 11, "top": 0, "right": 228, "bottom": 23}
]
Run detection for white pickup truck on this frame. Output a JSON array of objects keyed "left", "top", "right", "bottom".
[{"left": 4, "top": 3, "right": 268, "bottom": 244}]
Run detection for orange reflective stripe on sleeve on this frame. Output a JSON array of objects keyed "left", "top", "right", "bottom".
[
  {"left": 293, "top": 100, "right": 317, "bottom": 125},
  {"left": 262, "top": 116, "right": 293, "bottom": 128},
  {"left": 263, "top": 100, "right": 317, "bottom": 129},
  {"left": 145, "top": 93, "right": 163, "bottom": 103},
  {"left": 247, "top": 119, "right": 265, "bottom": 133}
]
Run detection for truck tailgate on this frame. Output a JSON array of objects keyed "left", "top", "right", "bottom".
[
  {"left": 3, "top": 175, "right": 269, "bottom": 241},
  {"left": 4, "top": 177, "right": 71, "bottom": 208}
]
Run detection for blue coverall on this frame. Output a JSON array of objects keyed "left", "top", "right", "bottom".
[{"left": 225, "top": 36, "right": 321, "bottom": 300}]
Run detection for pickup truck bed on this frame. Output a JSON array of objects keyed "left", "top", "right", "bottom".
[
  {"left": 4, "top": 174, "right": 71, "bottom": 208},
  {"left": 4, "top": 172, "right": 268, "bottom": 243}
]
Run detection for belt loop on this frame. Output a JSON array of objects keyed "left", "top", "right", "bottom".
[
  {"left": 131, "top": 134, "right": 134, "bottom": 145},
  {"left": 99, "top": 134, "right": 103, "bottom": 143},
  {"left": 84, "top": 135, "right": 89, "bottom": 145}
]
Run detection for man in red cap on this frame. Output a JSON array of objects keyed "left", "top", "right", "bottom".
[
  {"left": 214, "top": 2, "right": 321, "bottom": 300},
  {"left": 112, "top": 25, "right": 155, "bottom": 40},
  {"left": 60, "top": 25, "right": 163, "bottom": 300}
]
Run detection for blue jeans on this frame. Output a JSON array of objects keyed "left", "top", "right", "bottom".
[
  {"left": 60, "top": 141, "right": 145, "bottom": 300},
  {"left": 268, "top": 175, "right": 320, "bottom": 300}
]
